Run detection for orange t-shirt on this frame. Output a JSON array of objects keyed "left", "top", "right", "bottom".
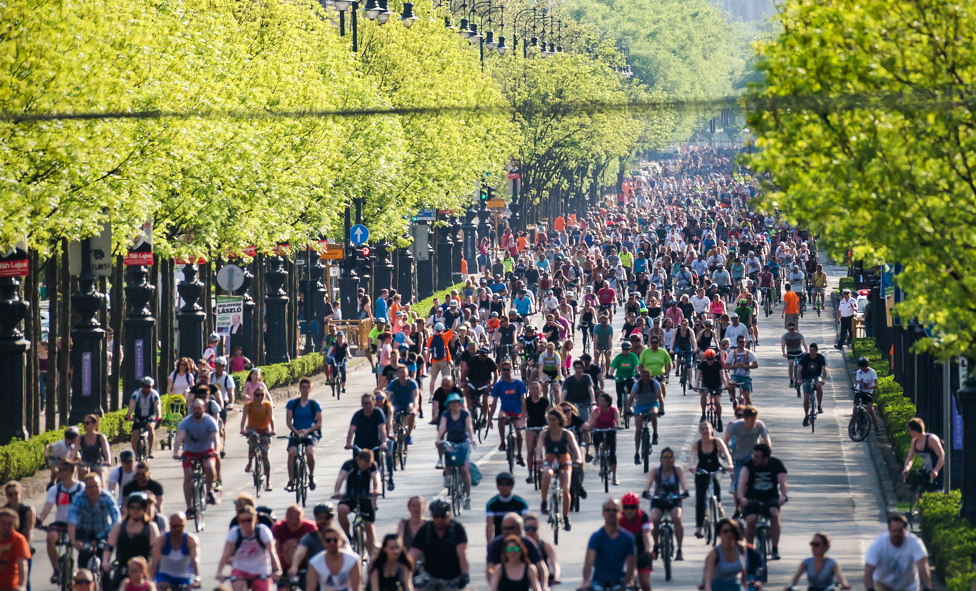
[
  {"left": 0, "top": 531, "right": 30, "bottom": 590},
  {"left": 517, "top": 236, "right": 528, "bottom": 253},
  {"left": 554, "top": 216, "right": 566, "bottom": 232},
  {"left": 783, "top": 291, "right": 800, "bottom": 315},
  {"left": 245, "top": 400, "right": 274, "bottom": 431},
  {"left": 426, "top": 329, "right": 454, "bottom": 362}
]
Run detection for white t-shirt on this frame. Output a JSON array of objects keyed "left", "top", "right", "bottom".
[
  {"left": 107, "top": 466, "right": 137, "bottom": 504},
  {"left": 690, "top": 296, "right": 710, "bottom": 315},
  {"left": 227, "top": 524, "right": 274, "bottom": 575},
  {"left": 45, "top": 481, "right": 84, "bottom": 524},
  {"left": 48, "top": 440, "right": 74, "bottom": 462},
  {"left": 724, "top": 323, "right": 751, "bottom": 344},
  {"left": 308, "top": 548, "right": 360, "bottom": 591},
  {"left": 855, "top": 368, "right": 879, "bottom": 394},
  {"left": 212, "top": 373, "right": 237, "bottom": 405},
  {"left": 865, "top": 532, "right": 927, "bottom": 591}
]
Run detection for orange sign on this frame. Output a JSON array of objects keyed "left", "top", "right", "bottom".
[{"left": 320, "top": 244, "right": 345, "bottom": 260}]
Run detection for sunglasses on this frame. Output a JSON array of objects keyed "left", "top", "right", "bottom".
[
  {"left": 525, "top": 526, "right": 538, "bottom": 532},
  {"left": 603, "top": 508, "right": 620, "bottom": 513},
  {"left": 432, "top": 514, "right": 450, "bottom": 519},
  {"left": 324, "top": 538, "right": 340, "bottom": 544},
  {"left": 810, "top": 541, "right": 823, "bottom": 547},
  {"left": 505, "top": 546, "right": 522, "bottom": 553},
  {"left": 661, "top": 454, "right": 674, "bottom": 459},
  {"left": 238, "top": 518, "right": 253, "bottom": 524},
  {"left": 74, "top": 580, "right": 93, "bottom": 586},
  {"left": 254, "top": 393, "right": 265, "bottom": 397},
  {"left": 623, "top": 505, "right": 638, "bottom": 510}
]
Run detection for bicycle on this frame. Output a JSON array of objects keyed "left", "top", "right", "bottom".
[
  {"left": 791, "top": 360, "right": 802, "bottom": 399},
  {"left": 547, "top": 459, "right": 565, "bottom": 545},
  {"left": 244, "top": 430, "right": 271, "bottom": 498},
  {"left": 648, "top": 492, "right": 689, "bottom": 581},
  {"left": 354, "top": 445, "right": 387, "bottom": 498},
  {"left": 503, "top": 420, "right": 519, "bottom": 474},
  {"left": 325, "top": 358, "right": 341, "bottom": 399},
  {"left": 760, "top": 287, "right": 773, "bottom": 317},
  {"left": 82, "top": 539, "right": 109, "bottom": 591},
  {"left": 184, "top": 456, "right": 208, "bottom": 532},
  {"left": 129, "top": 421, "right": 151, "bottom": 462},
  {"left": 905, "top": 472, "right": 940, "bottom": 531},
  {"left": 393, "top": 411, "right": 409, "bottom": 471},
  {"left": 43, "top": 526, "right": 74, "bottom": 591},
  {"left": 526, "top": 426, "right": 545, "bottom": 490},
  {"left": 701, "top": 388, "right": 721, "bottom": 432},
  {"left": 748, "top": 499, "right": 785, "bottom": 571},
  {"left": 226, "top": 574, "right": 271, "bottom": 590},
  {"left": 591, "top": 428, "right": 617, "bottom": 493},
  {"left": 580, "top": 323, "right": 592, "bottom": 355},
  {"left": 569, "top": 464, "right": 584, "bottom": 512},
  {"left": 613, "top": 377, "right": 634, "bottom": 429},
  {"left": 289, "top": 435, "right": 312, "bottom": 506},
  {"left": 540, "top": 374, "right": 562, "bottom": 406},
  {"left": 635, "top": 410, "right": 654, "bottom": 473},
  {"left": 696, "top": 467, "right": 726, "bottom": 545},
  {"left": 346, "top": 496, "right": 373, "bottom": 572},
  {"left": 676, "top": 350, "right": 694, "bottom": 395},
  {"left": 441, "top": 441, "right": 468, "bottom": 516},
  {"left": 848, "top": 388, "right": 873, "bottom": 442},
  {"left": 802, "top": 378, "right": 818, "bottom": 432}
]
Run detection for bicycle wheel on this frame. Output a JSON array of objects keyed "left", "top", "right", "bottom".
[
  {"left": 810, "top": 408, "right": 817, "bottom": 433},
  {"left": 400, "top": 437, "right": 408, "bottom": 470},
  {"left": 451, "top": 469, "right": 462, "bottom": 515},
  {"left": 253, "top": 456, "right": 263, "bottom": 498},
  {"left": 192, "top": 478, "right": 205, "bottom": 532},
  {"left": 601, "top": 448, "right": 610, "bottom": 494},
  {"left": 661, "top": 528, "right": 673, "bottom": 581},
  {"left": 755, "top": 527, "right": 769, "bottom": 570},
  {"left": 848, "top": 409, "right": 871, "bottom": 442},
  {"left": 297, "top": 457, "right": 308, "bottom": 507},
  {"left": 507, "top": 433, "right": 516, "bottom": 474},
  {"left": 642, "top": 429, "right": 651, "bottom": 473},
  {"left": 680, "top": 367, "right": 687, "bottom": 396},
  {"left": 137, "top": 436, "right": 147, "bottom": 462},
  {"left": 59, "top": 550, "right": 74, "bottom": 591},
  {"left": 550, "top": 489, "right": 561, "bottom": 545},
  {"left": 707, "top": 496, "right": 719, "bottom": 546}
]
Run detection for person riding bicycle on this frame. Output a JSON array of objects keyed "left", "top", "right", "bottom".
[
  {"left": 68, "top": 473, "right": 121, "bottom": 573},
  {"left": 696, "top": 349, "right": 729, "bottom": 432},
  {"left": 537, "top": 342, "right": 563, "bottom": 392},
  {"left": 241, "top": 387, "right": 275, "bottom": 491},
  {"left": 583, "top": 393, "right": 621, "bottom": 485},
  {"left": 465, "top": 347, "right": 498, "bottom": 418},
  {"left": 591, "top": 315, "right": 614, "bottom": 373},
  {"left": 171, "top": 399, "right": 220, "bottom": 513},
  {"left": 758, "top": 266, "right": 775, "bottom": 304},
  {"left": 737, "top": 443, "right": 788, "bottom": 561},
  {"left": 609, "top": 342, "right": 639, "bottom": 411},
  {"left": 216, "top": 505, "right": 282, "bottom": 591},
  {"left": 323, "top": 332, "right": 351, "bottom": 394},
  {"left": 38, "top": 459, "right": 84, "bottom": 584},
  {"left": 104, "top": 492, "right": 160, "bottom": 590},
  {"left": 642, "top": 447, "right": 689, "bottom": 561},
  {"left": 581, "top": 498, "right": 636, "bottom": 591},
  {"left": 387, "top": 366, "right": 421, "bottom": 446},
  {"left": 796, "top": 343, "right": 827, "bottom": 426},
  {"left": 854, "top": 357, "right": 880, "bottom": 430},
  {"left": 127, "top": 377, "right": 162, "bottom": 459},
  {"left": 810, "top": 264, "right": 827, "bottom": 308},
  {"left": 332, "top": 449, "right": 380, "bottom": 555},
  {"left": 437, "top": 393, "right": 475, "bottom": 511},
  {"left": 149, "top": 512, "right": 200, "bottom": 590},
  {"left": 864, "top": 514, "right": 931, "bottom": 591},
  {"left": 781, "top": 323, "right": 808, "bottom": 389},
  {"left": 902, "top": 418, "right": 946, "bottom": 494},
  {"left": 617, "top": 492, "right": 652, "bottom": 591},
  {"left": 637, "top": 335, "right": 672, "bottom": 402},
  {"left": 489, "top": 361, "right": 528, "bottom": 465},
  {"left": 286, "top": 378, "right": 323, "bottom": 493},
  {"left": 536, "top": 410, "right": 582, "bottom": 529},
  {"left": 408, "top": 500, "right": 471, "bottom": 591},
  {"left": 626, "top": 368, "right": 662, "bottom": 461},
  {"left": 690, "top": 421, "right": 733, "bottom": 540},
  {"left": 596, "top": 282, "right": 616, "bottom": 322},
  {"left": 492, "top": 316, "right": 519, "bottom": 365},
  {"left": 726, "top": 336, "right": 757, "bottom": 407}
]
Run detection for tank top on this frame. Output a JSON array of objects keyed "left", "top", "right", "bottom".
[
  {"left": 673, "top": 328, "right": 693, "bottom": 348},
  {"left": 697, "top": 330, "right": 714, "bottom": 350},
  {"left": 915, "top": 434, "right": 941, "bottom": 472},
  {"left": 653, "top": 469, "right": 679, "bottom": 496},
  {"left": 696, "top": 440, "right": 721, "bottom": 472},
  {"left": 230, "top": 356, "right": 246, "bottom": 373},
  {"left": 116, "top": 521, "right": 153, "bottom": 567},
  {"left": 525, "top": 397, "right": 550, "bottom": 428},
  {"left": 802, "top": 557, "right": 837, "bottom": 590},
  {"left": 377, "top": 567, "right": 403, "bottom": 591},
  {"left": 124, "top": 581, "right": 152, "bottom": 591},
  {"left": 399, "top": 519, "right": 426, "bottom": 550},
  {"left": 543, "top": 430, "right": 569, "bottom": 456},
  {"left": 79, "top": 433, "right": 106, "bottom": 465},
  {"left": 443, "top": 409, "right": 470, "bottom": 443},
  {"left": 593, "top": 407, "right": 616, "bottom": 430},
  {"left": 498, "top": 563, "right": 530, "bottom": 591},
  {"left": 712, "top": 546, "right": 744, "bottom": 583},
  {"left": 158, "top": 533, "right": 193, "bottom": 578},
  {"left": 310, "top": 549, "right": 359, "bottom": 591}
]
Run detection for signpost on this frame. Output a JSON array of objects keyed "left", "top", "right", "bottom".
[
  {"left": 350, "top": 224, "right": 369, "bottom": 245},
  {"left": 0, "top": 238, "right": 29, "bottom": 278},
  {"left": 319, "top": 244, "right": 345, "bottom": 260},
  {"left": 415, "top": 209, "right": 436, "bottom": 222},
  {"left": 123, "top": 221, "right": 154, "bottom": 267},
  {"left": 487, "top": 198, "right": 507, "bottom": 209}
]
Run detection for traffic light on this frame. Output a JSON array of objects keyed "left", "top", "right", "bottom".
[
  {"left": 479, "top": 184, "right": 489, "bottom": 201},
  {"left": 486, "top": 186, "right": 496, "bottom": 201}
]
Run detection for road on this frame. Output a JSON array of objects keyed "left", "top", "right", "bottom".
[{"left": 27, "top": 265, "right": 889, "bottom": 591}]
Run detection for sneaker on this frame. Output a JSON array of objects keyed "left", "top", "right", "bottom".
[
  {"left": 407, "top": 436, "right": 414, "bottom": 445},
  {"left": 585, "top": 453, "right": 594, "bottom": 463},
  {"left": 716, "top": 419, "right": 723, "bottom": 433},
  {"left": 516, "top": 455, "right": 525, "bottom": 467},
  {"left": 148, "top": 453, "right": 154, "bottom": 459},
  {"left": 634, "top": 453, "right": 641, "bottom": 465},
  {"left": 50, "top": 571, "right": 59, "bottom": 585},
  {"left": 652, "top": 433, "right": 659, "bottom": 445},
  {"left": 803, "top": 416, "right": 810, "bottom": 427},
  {"left": 541, "top": 499, "right": 548, "bottom": 514},
  {"left": 789, "top": 381, "right": 795, "bottom": 388},
  {"left": 498, "top": 442, "right": 507, "bottom": 452},
  {"left": 207, "top": 492, "right": 217, "bottom": 505},
  {"left": 309, "top": 476, "right": 316, "bottom": 491},
  {"left": 695, "top": 527, "right": 704, "bottom": 539},
  {"left": 464, "top": 496, "right": 471, "bottom": 511},
  {"left": 443, "top": 476, "right": 451, "bottom": 488},
  {"left": 592, "top": 455, "right": 600, "bottom": 466},
  {"left": 213, "top": 480, "right": 222, "bottom": 492},
  {"left": 580, "top": 486, "right": 588, "bottom": 499},
  {"left": 612, "top": 475, "right": 619, "bottom": 486},
  {"left": 818, "top": 406, "right": 824, "bottom": 414},
  {"left": 675, "top": 549, "right": 683, "bottom": 561},
  {"left": 220, "top": 450, "right": 226, "bottom": 459},
  {"left": 732, "top": 509, "right": 740, "bottom": 520},
  {"left": 564, "top": 516, "right": 572, "bottom": 531},
  {"left": 185, "top": 508, "right": 196, "bottom": 519},
  {"left": 388, "top": 479, "right": 395, "bottom": 491},
  {"left": 526, "top": 475, "right": 534, "bottom": 484},
  {"left": 245, "top": 463, "right": 252, "bottom": 473},
  {"left": 700, "top": 413, "right": 706, "bottom": 422},
  {"left": 436, "top": 459, "right": 444, "bottom": 470},
  {"left": 771, "top": 546, "right": 780, "bottom": 560}
]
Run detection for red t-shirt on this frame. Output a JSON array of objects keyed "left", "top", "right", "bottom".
[
  {"left": 0, "top": 531, "right": 30, "bottom": 590},
  {"left": 618, "top": 509, "right": 650, "bottom": 553},
  {"left": 271, "top": 519, "right": 317, "bottom": 570},
  {"left": 597, "top": 287, "right": 616, "bottom": 305}
]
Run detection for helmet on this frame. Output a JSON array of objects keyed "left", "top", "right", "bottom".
[
  {"left": 639, "top": 308, "right": 648, "bottom": 314},
  {"left": 478, "top": 347, "right": 490, "bottom": 354},
  {"left": 526, "top": 324, "right": 536, "bottom": 330},
  {"left": 140, "top": 376, "right": 155, "bottom": 387},
  {"left": 703, "top": 349, "right": 718, "bottom": 360},
  {"left": 446, "top": 393, "right": 463, "bottom": 404},
  {"left": 209, "top": 333, "right": 220, "bottom": 342},
  {"left": 429, "top": 499, "right": 452, "bottom": 516},
  {"left": 621, "top": 492, "right": 641, "bottom": 506},
  {"left": 126, "top": 492, "right": 150, "bottom": 509},
  {"left": 214, "top": 356, "right": 228, "bottom": 366},
  {"left": 621, "top": 342, "right": 632, "bottom": 350},
  {"left": 496, "top": 472, "right": 515, "bottom": 485},
  {"left": 314, "top": 502, "right": 336, "bottom": 517},
  {"left": 434, "top": 322, "right": 445, "bottom": 331},
  {"left": 490, "top": 311, "right": 499, "bottom": 317},
  {"left": 857, "top": 356, "right": 870, "bottom": 367}
]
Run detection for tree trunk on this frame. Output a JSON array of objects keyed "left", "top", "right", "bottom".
[
  {"left": 254, "top": 254, "right": 266, "bottom": 366},
  {"left": 203, "top": 259, "right": 213, "bottom": 343},
  {"left": 46, "top": 246, "right": 58, "bottom": 431},
  {"left": 58, "top": 238, "right": 71, "bottom": 426},
  {"left": 24, "top": 249, "right": 39, "bottom": 436},
  {"left": 110, "top": 256, "right": 124, "bottom": 411}
]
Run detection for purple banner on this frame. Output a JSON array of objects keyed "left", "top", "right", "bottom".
[
  {"left": 81, "top": 352, "right": 92, "bottom": 397},
  {"left": 952, "top": 396, "right": 964, "bottom": 450},
  {"left": 134, "top": 339, "right": 144, "bottom": 382}
]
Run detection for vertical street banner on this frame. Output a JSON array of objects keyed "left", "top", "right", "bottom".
[
  {"left": 0, "top": 237, "right": 29, "bottom": 278},
  {"left": 215, "top": 295, "right": 244, "bottom": 336},
  {"left": 68, "top": 222, "right": 113, "bottom": 276},
  {"left": 124, "top": 221, "right": 154, "bottom": 266}
]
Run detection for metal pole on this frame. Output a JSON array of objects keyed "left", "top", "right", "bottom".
[
  {"left": 352, "top": 1, "right": 359, "bottom": 53},
  {"left": 944, "top": 360, "right": 952, "bottom": 493}
]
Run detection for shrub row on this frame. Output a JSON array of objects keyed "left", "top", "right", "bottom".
[
  {"left": 230, "top": 353, "right": 324, "bottom": 402},
  {"left": 918, "top": 491, "right": 976, "bottom": 591},
  {"left": 838, "top": 276, "right": 855, "bottom": 291},
  {"left": 853, "top": 336, "right": 914, "bottom": 465},
  {"left": 413, "top": 283, "right": 468, "bottom": 318}
]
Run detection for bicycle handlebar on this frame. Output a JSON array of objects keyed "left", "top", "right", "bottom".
[{"left": 695, "top": 467, "right": 726, "bottom": 475}]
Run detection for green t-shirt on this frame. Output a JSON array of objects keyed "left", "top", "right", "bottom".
[
  {"left": 734, "top": 305, "right": 753, "bottom": 324},
  {"left": 610, "top": 353, "right": 640, "bottom": 380},
  {"left": 368, "top": 326, "right": 383, "bottom": 345},
  {"left": 503, "top": 257, "right": 514, "bottom": 273},
  {"left": 619, "top": 252, "right": 634, "bottom": 268},
  {"left": 638, "top": 347, "right": 672, "bottom": 377}
]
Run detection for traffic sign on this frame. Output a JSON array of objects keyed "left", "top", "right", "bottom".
[
  {"left": 361, "top": 247, "right": 370, "bottom": 256},
  {"left": 508, "top": 172, "right": 520, "bottom": 180},
  {"left": 216, "top": 264, "right": 245, "bottom": 292},
  {"left": 319, "top": 244, "right": 345, "bottom": 260},
  {"left": 487, "top": 198, "right": 507, "bottom": 209},
  {"left": 415, "top": 209, "right": 436, "bottom": 222},
  {"left": 351, "top": 224, "right": 369, "bottom": 245}
]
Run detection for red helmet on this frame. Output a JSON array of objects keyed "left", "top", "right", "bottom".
[
  {"left": 621, "top": 492, "right": 640, "bottom": 506},
  {"left": 703, "top": 349, "right": 718, "bottom": 360}
]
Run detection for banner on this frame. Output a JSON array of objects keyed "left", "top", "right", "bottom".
[
  {"left": 68, "top": 222, "right": 113, "bottom": 276},
  {"left": 215, "top": 295, "right": 244, "bottom": 336},
  {"left": 0, "top": 237, "right": 29, "bottom": 278},
  {"left": 124, "top": 221, "right": 154, "bottom": 266}
]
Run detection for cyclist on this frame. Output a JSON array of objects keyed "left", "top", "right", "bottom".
[
  {"left": 407, "top": 499, "right": 471, "bottom": 591},
  {"left": 488, "top": 361, "right": 528, "bottom": 465},
  {"left": 726, "top": 335, "right": 757, "bottom": 406},
  {"left": 465, "top": 347, "right": 498, "bottom": 420},
  {"left": 627, "top": 368, "right": 662, "bottom": 461},
  {"left": 780, "top": 323, "right": 808, "bottom": 388},
  {"left": 240, "top": 387, "right": 275, "bottom": 491},
  {"left": 426, "top": 323, "right": 455, "bottom": 400},
  {"left": 537, "top": 342, "right": 563, "bottom": 399},
  {"left": 271, "top": 505, "right": 316, "bottom": 588},
  {"left": 188, "top": 384, "right": 224, "bottom": 490},
  {"left": 580, "top": 498, "right": 635, "bottom": 591},
  {"left": 785, "top": 532, "right": 853, "bottom": 591},
  {"left": 108, "top": 450, "right": 137, "bottom": 506},
  {"left": 387, "top": 366, "right": 420, "bottom": 446},
  {"left": 864, "top": 513, "right": 931, "bottom": 591},
  {"left": 285, "top": 378, "right": 323, "bottom": 493},
  {"left": 68, "top": 473, "right": 121, "bottom": 572},
  {"left": 616, "top": 493, "right": 652, "bottom": 591},
  {"left": 536, "top": 409, "right": 582, "bottom": 529},
  {"left": 810, "top": 264, "right": 827, "bottom": 309},
  {"left": 513, "top": 290, "right": 535, "bottom": 319},
  {"left": 592, "top": 315, "right": 614, "bottom": 373},
  {"left": 332, "top": 449, "right": 380, "bottom": 555},
  {"left": 306, "top": 525, "right": 361, "bottom": 591},
  {"left": 148, "top": 512, "right": 200, "bottom": 590},
  {"left": 690, "top": 421, "right": 733, "bottom": 539},
  {"left": 696, "top": 348, "right": 729, "bottom": 431},
  {"left": 492, "top": 316, "right": 519, "bottom": 365},
  {"left": 608, "top": 342, "right": 639, "bottom": 412},
  {"left": 758, "top": 266, "right": 775, "bottom": 307},
  {"left": 737, "top": 443, "right": 788, "bottom": 561},
  {"left": 346, "top": 393, "right": 390, "bottom": 481},
  {"left": 723, "top": 405, "right": 771, "bottom": 518},
  {"left": 171, "top": 399, "right": 220, "bottom": 512},
  {"left": 126, "top": 377, "right": 162, "bottom": 459},
  {"left": 583, "top": 393, "right": 621, "bottom": 485},
  {"left": 901, "top": 418, "right": 946, "bottom": 493},
  {"left": 642, "top": 447, "right": 689, "bottom": 561},
  {"left": 523, "top": 381, "right": 550, "bottom": 484},
  {"left": 671, "top": 318, "right": 697, "bottom": 381},
  {"left": 323, "top": 332, "right": 351, "bottom": 395},
  {"left": 596, "top": 281, "right": 616, "bottom": 323},
  {"left": 436, "top": 393, "right": 475, "bottom": 511},
  {"left": 38, "top": 459, "right": 84, "bottom": 584},
  {"left": 782, "top": 282, "right": 801, "bottom": 329},
  {"left": 484, "top": 473, "right": 528, "bottom": 543},
  {"left": 578, "top": 300, "right": 595, "bottom": 352},
  {"left": 637, "top": 335, "right": 672, "bottom": 402},
  {"left": 795, "top": 343, "right": 827, "bottom": 425},
  {"left": 854, "top": 356, "right": 880, "bottom": 430},
  {"left": 731, "top": 300, "right": 754, "bottom": 344},
  {"left": 45, "top": 427, "right": 79, "bottom": 487},
  {"left": 522, "top": 514, "right": 559, "bottom": 585},
  {"left": 216, "top": 505, "right": 282, "bottom": 591},
  {"left": 104, "top": 492, "right": 160, "bottom": 590},
  {"left": 562, "top": 360, "right": 596, "bottom": 423}
]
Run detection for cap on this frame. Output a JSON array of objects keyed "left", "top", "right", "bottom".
[
  {"left": 434, "top": 322, "right": 445, "bottom": 331},
  {"left": 705, "top": 319, "right": 714, "bottom": 325},
  {"left": 313, "top": 502, "right": 336, "bottom": 517},
  {"left": 140, "top": 376, "right": 155, "bottom": 387},
  {"left": 65, "top": 426, "right": 80, "bottom": 436},
  {"left": 119, "top": 450, "right": 135, "bottom": 462},
  {"left": 842, "top": 289, "right": 852, "bottom": 294},
  {"left": 496, "top": 472, "right": 515, "bottom": 485},
  {"left": 730, "top": 312, "right": 739, "bottom": 318},
  {"left": 429, "top": 499, "right": 451, "bottom": 516},
  {"left": 446, "top": 393, "right": 463, "bottom": 404}
]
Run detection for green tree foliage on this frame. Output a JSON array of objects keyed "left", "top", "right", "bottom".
[{"left": 745, "top": 0, "right": 976, "bottom": 359}]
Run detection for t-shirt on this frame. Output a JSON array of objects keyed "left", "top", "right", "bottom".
[
  {"left": 742, "top": 457, "right": 787, "bottom": 502},
  {"left": 271, "top": 519, "right": 317, "bottom": 571},
  {"left": 783, "top": 291, "right": 800, "bottom": 315},
  {"left": 286, "top": 398, "right": 322, "bottom": 433},
  {"left": 724, "top": 322, "right": 750, "bottom": 344},
  {"left": 586, "top": 527, "right": 636, "bottom": 585},
  {"left": 486, "top": 534, "right": 541, "bottom": 564},
  {"left": 350, "top": 409, "right": 387, "bottom": 450},
  {"left": 698, "top": 360, "right": 724, "bottom": 390},
  {"left": 491, "top": 379, "right": 528, "bottom": 414},
  {"left": 855, "top": 368, "right": 879, "bottom": 394},
  {"left": 726, "top": 349, "right": 756, "bottom": 377},
  {"left": 433, "top": 386, "right": 463, "bottom": 422},
  {"left": 178, "top": 414, "right": 219, "bottom": 453},
  {"left": 725, "top": 419, "right": 769, "bottom": 462},
  {"left": 298, "top": 531, "right": 326, "bottom": 564},
  {"left": 121, "top": 478, "right": 164, "bottom": 500},
  {"left": 228, "top": 524, "right": 274, "bottom": 575},
  {"left": 592, "top": 324, "right": 614, "bottom": 349},
  {"left": 387, "top": 379, "right": 419, "bottom": 409},
  {"left": 781, "top": 331, "right": 804, "bottom": 353},
  {"left": 427, "top": 330, "right": 455, "bottom": 362},
  {"left": 485, "top": 494, "right": 530, "bottom": 538},
  {"left": 797, "top": 353, "right": 827, "bottom": 380},
  {"left": 618, "top": 510, "right": 651, "bottom": 553},
  {"left": 211, "top": 373, "right": 237, "bottom": 404},
  {"left": 562, "top": 374, "right": 594, "bottom": 406},
  {"left": 245, "top": 399, "right": 274, "bottom": 431},
  {"left": 340, "top": 460, "right": 376, "bottom": 498},
  {"left": 466, "top": 356, "right": 497, "bottom": 383},
  {"left": 0, "top": 531, "right": 30, "bottom": 590},
  {"left": 865, "top": 532, "right": 928, "bottom": 591},
  {"left": 638, "top": 348, "right": 672, "bottom": 376},
  {"left": 130, "top": 390, "right": 160, "bottom": 419},
  {"left": 107, "top": 466, "right": 137, "bottom": 504},
  {"left": 411, "top": 521, "right": 468, "bottom": 580},
  {"left": 45, "top": 481, "right": 84, "bottom": 523}
]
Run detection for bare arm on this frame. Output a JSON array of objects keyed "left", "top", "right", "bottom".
[
  {"left": 216, "top": 540, "right": 236, "bottom": 580},
  {"left": 528, "top": 565, "right": 542, "bottom": 591},
  {"left": 457, "top": 542, "right": 470, "bottom": 575},
  {"left": 863, "top": 564, "right": 875, "bottom": 591},
  {"left": 149, "top": 536, "right": 164, "bottom": 578},
  {"left": 917, "top": 557, "right": 932, "bottom": 589},
  {"left": 581, "top": 549, "right": 596, "bottom": 588},
  {"left": 703, "top": 549, "right": 717, "bottom": 591},
  {"left": 489, "top": 565, "right": 503, "bottom": 591}
]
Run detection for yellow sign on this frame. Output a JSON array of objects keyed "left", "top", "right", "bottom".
[
  {"left": 320, "top": 244, "right": 345, "bottom": 260},
  {"left": 487, "top": 198, "right": 507, "bottom": 209}
]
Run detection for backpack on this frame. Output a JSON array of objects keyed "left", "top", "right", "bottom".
[
  {"left": 232, "top": 525, "right": 267, "bottom": 553},
  {"left": 430, "top": 334, "right": 446, "bottom": 360}
]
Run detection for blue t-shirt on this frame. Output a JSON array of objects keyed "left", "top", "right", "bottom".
[
  {"left": 634, "top": 258, "right": 648, "bottom": 274},
  {"left": 387, "top": 378, "right": 419, "bottom": 409},
  {"left": 514, "top": 297, "right": 532, "bottom": 315},
  {"left": 375, "top": 298, "right": 389, "bottom": 322},
  {"left": 490, "top": 283, "right": 507, "bottom": 294},
  {"left": 490, "top": 379, "right": 527, "bottom": 414},
  {"left": 286, "top": 398, "right": 321, "bottom": 432},
  {"left": 587, "top": 528, "right": 637, "bottom": 585}
]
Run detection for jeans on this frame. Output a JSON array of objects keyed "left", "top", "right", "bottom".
[
  {"left": 838, "top": 316, "right": 854, "bottom": 347},
  {"left": 694, "top": 472, "right": 721, "bottom": 527}
]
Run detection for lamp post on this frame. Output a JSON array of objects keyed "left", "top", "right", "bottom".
[
  {"left": 955, "top": 376, "right": 976, "bottom": 525},
  {"left": 0, "top": 276, "right": 29, "bottom": 443},
  {"left": 264, "top": 255, "right": 290, "bottom": 365},
  {"left": 123, "top": 265, "right": 156, "bottom": 397},
  {"left": 68, "top": 239, "right": 107, "bottom": 423}
]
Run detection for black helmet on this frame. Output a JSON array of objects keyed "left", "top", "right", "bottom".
[
  {"left": 496, "top": 471, "right": 515, "bottom": 485},
  {"left": 126, "top": 492, "right": 149, "bottom": 509},
  {"left": 313, "top": 503, "right": 336, "bottom": 517},
  {"left": 429, "top": 499, "right": 451, "bottom": 516},
  {"left": 857, "top": 356, "right": 870, "bottom": 367}
]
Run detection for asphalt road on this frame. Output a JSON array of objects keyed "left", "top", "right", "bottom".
[{"left": 27, "top": 265, "right": 888, "bottom": 590}]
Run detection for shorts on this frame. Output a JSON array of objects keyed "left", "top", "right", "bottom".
[
  {"left": 229, "top": 569, "right": 271, "bottom": 591},
  {"left": 132, "top": 417, "right": 156, "bottom": 432},
  {"left": 636, "top": 551, "right": 653, "bottom": 573},
  {"left": 500, "top": 411, "right": 525, "bottom": 429},
  {"left": 596, "top": 342, "right": 612, "bottom": 353},
  {"left": 742, "top": 501, "right": 777, "bottom": 518},
  {"left": 786, "top": 352, "right": 803, "bottom": 362},
  {"left": 543, "top": 453, "right": 572, "bottom": 468},
  {"left": 731, "top": 375, "right": 753, "bottom": 392},
  {"left": 340, "top": 497, "right": 376, "bottom": 522},
  {"left": 394, "top": 404, "right": 414, "bottom": 418},
  {"left": 730, "top": 459, "right": 746, "bottom": 496},
  {"left": 442, "top": 441, "right": 470, "bottom": 466},
  {"left": 156, "top": 573, "right": 194, "bottom": 587},
  {"left": 651, "top": 497, "right": 682, "bottom": 512},
  {"left": 599, "top": 303, "right": 613, "bottom": 313},
  {"left": 182, "top": 449, "right": 216, "bottom": 470},
  {"left": 854, "top": 391, "right": 874, "bottom": 405},
  {"left": 287, "top": 434, "right": 320, "bottom": 449},
  {"left": 632, "top": 403, "right": 658, "bottom": 417},
  {"left": 784, "top": 313, "right": 799, "bottom": 328},
  {"left": 573, "top": 402, "right": 592, "bottom": 422},
  {"left": 429, "top": 360, "right": 451, "bottom": 382}
]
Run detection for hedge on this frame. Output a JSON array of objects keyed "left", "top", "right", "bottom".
[
  {"left": 852, "top": 336, "right": 918, "bottom": 468},
  {"left": 230, "top": 353, "right": 324, "bottom": 401},
  {"left": 918, "top": 491, "right": 976, "bottom": 591},
  {"left": 413, "top": 283, "right": 468, "bottom": 318},
  {"left": 838, "top": 276, "right": 855, "bottom": 291}
]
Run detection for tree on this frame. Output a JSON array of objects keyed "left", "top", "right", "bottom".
[{"left": 745, "top": 0, "right": 976, "bottom": 359}]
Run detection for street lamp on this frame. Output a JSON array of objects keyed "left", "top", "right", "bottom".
[
  {"left": 468, "top": 22, "right": 482, "bottom": 44},
  {"left": 484, "top": 30, "right": 497, "bottom": 50},
  {"left": 401, "top": 1, "right": 419, "bottom": 26},
  {"left": 363, "top": 0, "right": 380, "bottom": 19},
  {"left": 458, "top": 17, "right": 471, "bottom": 37},
  {"left": 496, "top": 35, "right": 508, "bottom": 55}
]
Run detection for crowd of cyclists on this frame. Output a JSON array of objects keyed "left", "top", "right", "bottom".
[{"left": 7, "top": 146, "right": 942, "bottom": 591}]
